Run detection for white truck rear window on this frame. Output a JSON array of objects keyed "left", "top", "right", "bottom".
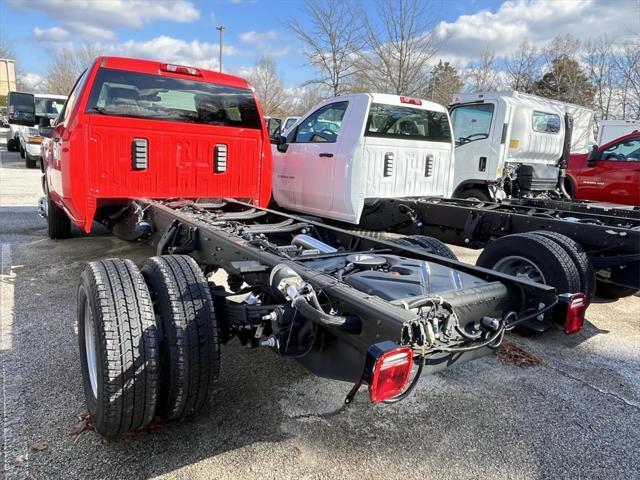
[{"left": 365, "top": 103, "right": 451, "bottom": 143}]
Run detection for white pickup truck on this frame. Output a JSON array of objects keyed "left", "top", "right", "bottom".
[{"left": 272, "top": 93, "right": 454, "bottom": 224}]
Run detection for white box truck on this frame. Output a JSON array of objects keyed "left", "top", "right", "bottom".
[
  {"left": 597, "top": 119, "right": 640, "bottom": 144},
  {"left": 448, "top": 91, "right": 596, "bottom": 201}
]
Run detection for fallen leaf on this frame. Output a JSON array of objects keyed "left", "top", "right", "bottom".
[
  {"left": 31, "top": 442, "right": 48, "bottom": 452},
  {"left": 72, "top": 419, "right": 87, "bottom": 435},
  {"left": 549, "top": 431, "right": 557, "bottom": 440},
  {"left": 496, "top": 340, "right": 541, "bottom": 367}
]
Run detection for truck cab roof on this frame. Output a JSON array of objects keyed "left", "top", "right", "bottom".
[{"left": 96, "top": 56, "right": 252, "bottom": 90}]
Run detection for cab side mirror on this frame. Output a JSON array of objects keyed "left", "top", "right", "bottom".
[
  {"left": 587, "top": 144, "right": 599, "bottom": 167},
  {"left": 8, "top": 91, "right": 36, "bottom": 126},
  {"left": 38, "top": 116, "right": 53, "bottom": 137},
  {"left": 276, "top": 135, "right": 289, "bottom": 153}
]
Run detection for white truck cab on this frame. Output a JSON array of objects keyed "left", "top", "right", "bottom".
[
  {"left": 449, "top": 91, "right": 596, "bottom": 201},
  {"left": 272, "top": 93, "right": 454, "bottom": 224},
  {"left": 597, "top": 119, "right": 640, "bottom": 145}
]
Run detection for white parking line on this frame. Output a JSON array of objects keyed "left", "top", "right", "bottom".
[{"left": 1, "top": 244, "right": 29, "bottom": 479}]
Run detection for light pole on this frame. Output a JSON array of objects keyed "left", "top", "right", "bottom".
[{"left": 216, "top": 25, "right": 225, "bottom": 73}]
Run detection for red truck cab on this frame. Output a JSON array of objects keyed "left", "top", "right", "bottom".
[
  {"left": 566, "top": 132, "right": 640, "bottom": 206},
  {"left": 41, "top": 56, "right": 272, "bottom": 235}
]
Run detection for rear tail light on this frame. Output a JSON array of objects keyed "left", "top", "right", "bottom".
[
  {"left": 160, "top": 63, "right": 203, "bottom": 77},
  {"left": 400, "top": 96, "right": 422, "bottom": 106},
  {"left": 364, "top": 341, "right": 413, "bottom": 402},
  {"left": 554, "top": 292, "right": 587, "bottom": 334}
]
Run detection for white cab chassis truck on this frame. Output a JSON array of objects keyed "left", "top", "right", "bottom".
[
  {"left": 597, "top": 119, "right": 640, "bottom": 145},
  {"left": 449, "top": 91, "right": 596, "bottom": 201},
  {"left": 272, "top": 93, "right": 639, "bottom": 303},
  {"left": 273, "top": 93, "right": 454, "bottom": 224}
]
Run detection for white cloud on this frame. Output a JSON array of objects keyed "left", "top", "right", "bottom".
[
  {"left": 10, "top": 0, "right": 200, "bottom": 42},
  {"left": 433, "top": 0, "right": 638, "bottom": 65},
  {"left": 22, "top": 73, "right": 44, "bottom": 91},
  {"left": 102, "top": 35, "right": 242, "bottom": 70},
  {"left": 9, "top": 0, "right": 200, "bottom": 28},
  {"left": 33, "top": 26, "right": 70, "bottom": 42},
  {"left": 240, "top": 30, "right": 279, "bottom": 46}
]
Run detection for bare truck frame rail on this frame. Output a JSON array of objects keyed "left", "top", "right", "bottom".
[
  {"left": 357, "top": 197, "right": 640, "bottom": 293},
  {"left": 78, "top": 197, "right": 583, "bottom": 436}
]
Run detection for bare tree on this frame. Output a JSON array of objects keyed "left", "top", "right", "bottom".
[
  {"left": 504, "top": 41, "right": 539, "bottom": 92},
  {"left": 287, "top": 0, "right": 364, "bottom": 96},
  {"left": 357, "top": 0, "right": 440, "bottom": 96},
  {"left": 582, "top": 36, "right": 616, "bottom": 119},
  {"left": 465, "top": 48, "right": 501, "bottom": 92},
  {"left": 248, "top": 56, "right": 287, "bottom": 117},
  {"left": 616, "top": 37, "right": 640, "bottom": 118},
  {"left": 42, "top": 49, "right": 82, "bottom": 95}
]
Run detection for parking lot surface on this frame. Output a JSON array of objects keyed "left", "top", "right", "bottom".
[{"left": 1, "top": 133, "right": 639, "bottom": 479}]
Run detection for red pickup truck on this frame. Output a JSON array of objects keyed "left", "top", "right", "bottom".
[{"left": 566, "top": 132, "right": 640, "bottom": 206}]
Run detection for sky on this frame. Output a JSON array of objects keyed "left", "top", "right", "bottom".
[{"left": 0, "top": 0, "right": 638, "bottom": 91}]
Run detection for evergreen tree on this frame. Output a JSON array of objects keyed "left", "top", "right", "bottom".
[
  {"left": 425, "top": 60, "right": 463, "bottom": 106},
  {"left": 532, "top": 54, "right": 596, "bottom": 106}
]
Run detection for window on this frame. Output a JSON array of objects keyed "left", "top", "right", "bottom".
[
  {"left": 365, "top": 103, "right": 451, "bottom": 143},
  {"left": 57, "top": 70, "right": 88, "bottom": 125},
  {"left": 532, "top": 111, "right": 561, "bottom": 134},
  {"left": 601, "top": 138, "right": 640, "bottom": 162},
  {"left": 35, "top": 97, "right": 66, "bottom": 119},
  {"left": 283, "top": 117, "right": 298, "bottom": 131},
  {"left": 294, "top": 102, "right": 348, "bottom": 143},
  {"left": 450, "top": 104, "right": 494, "bottom": 146},
  {"left": 85, "top": 68, "right": 262, "bottom": 129}
]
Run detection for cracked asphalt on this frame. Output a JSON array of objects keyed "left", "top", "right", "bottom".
[{"left": 1, "top": 130, "right": 639, "bottom": 479}]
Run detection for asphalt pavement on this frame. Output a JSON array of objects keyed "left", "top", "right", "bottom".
[{"left": 1, "top": 130, "right": 639, "bottom": 479}]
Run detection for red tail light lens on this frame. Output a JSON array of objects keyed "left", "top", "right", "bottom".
[
  {"left": 556, "top": 292, "right": 587, "bottom": 334},
  {"left": 368, "top": 345, "right": 413, "bottom": 403},
  {"left": 400, "top": 96, "right": 422, "bottom": 106},
  {"left": 160, "top": 63, "right": 203, "bottom": 77}
]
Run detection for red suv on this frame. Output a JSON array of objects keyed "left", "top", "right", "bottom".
[
  {"left": 34, "top": 56, "right": 272, "bottom": 237},
  {"left": 566, "top": 132, "right": 640, "bottom": 206}
]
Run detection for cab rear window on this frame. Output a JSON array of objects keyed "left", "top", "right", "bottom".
[
  {"left": 86, "top": 68, "right": 262, "bottom": 129},
  {"left": 365, "top": 103, "right": 451, "bottom": 143}
]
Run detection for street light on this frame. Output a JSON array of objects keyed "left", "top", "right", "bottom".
[{"left": 216, "top": 25, "right": 225, "bottom": 73}]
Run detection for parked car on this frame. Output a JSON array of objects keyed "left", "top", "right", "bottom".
[
  {"left": 18, "top": 94, "right": 66, "bottom": 168},
  {"left": 566, "top": 132, "right": 640, "bottom": 206}
]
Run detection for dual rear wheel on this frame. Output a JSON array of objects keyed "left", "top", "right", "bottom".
[{"left": 78, "top": 255, "right": 220, "bottom": 436}]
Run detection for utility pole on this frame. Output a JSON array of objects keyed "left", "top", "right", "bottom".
[{"left": 216, "top": 25, "right": 225, "bottom": 73}]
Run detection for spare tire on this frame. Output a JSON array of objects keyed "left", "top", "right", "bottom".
[
  {"left": 142, "top": 255, "right": 220, "bottom": 420},
  {"left": 476, "top": 233, "right": 581, "bottom": 295},
  {"left": 402, "top": 235, "right": 458, "bottom": 260}
]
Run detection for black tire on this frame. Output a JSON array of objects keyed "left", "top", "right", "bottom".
[
  {"left": 402, "top": 235, "right": 458, "bottom": 260},
  {"left": 47, "top": 194, "right": 71, "bottom": 239},
  {"left": 141, "top": 255, "right": 220, "bottom": 420},
  {"left": 531, "top": 231, "right": 595, "bottom": 301},
  {"left": 77, "top": 259, "right": 160, "bottom": 437},
  {"left": 477, "top": 233, "right": 581, "bottom": 295},
  {"left": 25, "top": 154, "right": 37, "bottom": 169},
  {"left": 457, "top": 188, "right": 492, "bottom": 202},
  {"left": 20, "top": 144, "right": 25, "bottom": 158},
  {"left": 6, "top": 138, "right": 16, "bottom": 151},
  {"left": 595, "top": 278, "right": 638, "bottom": 300}
]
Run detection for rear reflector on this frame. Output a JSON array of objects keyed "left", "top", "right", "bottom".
[
  {"left": 160, "top": 63, "right": 203, "bottom": 77},
  {"left": 400, "top": 96, "right": 422, "bottom": 106},
  {"left": 554, "top": 292, "right": 587, "bottom": 335},
  {"left": 364, "top": 341, "right": 413, "bottom": 403}
]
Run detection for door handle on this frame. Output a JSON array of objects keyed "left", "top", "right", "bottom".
[
  {"left": 478, "top": 156, "right": 487, "bottom": 172},
  {"left": 319, "top": 153, "right": 333, "bottom": 158},
  {"left": 634, "top": 168, "right": 640, "bottom": 172}
]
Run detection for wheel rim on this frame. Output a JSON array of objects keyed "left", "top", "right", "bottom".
[
  {"left": 84, "top": 298, "right": 98, "bottom": 398},
  {"left": 493, "top": 255, "right": 546, "bottom": 284}
]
